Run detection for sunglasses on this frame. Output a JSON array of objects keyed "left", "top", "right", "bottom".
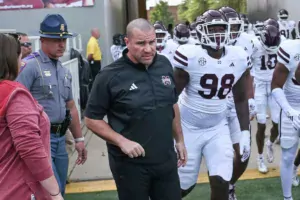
[{"left": 21, "top": 42, "right": 32, "bottom": 47}]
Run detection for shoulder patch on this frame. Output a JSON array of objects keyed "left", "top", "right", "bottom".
[{"left": 19, "top": 61, "right": 27, "bottom": 72}]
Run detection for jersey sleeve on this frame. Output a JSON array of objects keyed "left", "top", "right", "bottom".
[
  {"left": 277, "top": 40, "right": 294, "bottom": 71},
  {"left": 172, "top": 45, "right": 189, "bottom": 69}
]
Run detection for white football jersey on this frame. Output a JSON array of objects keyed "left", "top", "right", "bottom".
[
  {"left": 234, "top": 32, "right": 255, "bottom": 58},
  {"left": 160, "top": 38, "right": 195, "bottom": 65},
  {"left": 173, "top": 44, "right": 250, "bottom": 115},
  {"left": 277, "top": 39, "right": 300, "bottom": 107},
  {"left": 278, "top": 20, "right": 295, "bottom": 39},
  {"left": 252, "top": 37, "right": 278, "bottom": 82},
  {"left": 110, "top": 45, "right": 123, "bottom": 61}
]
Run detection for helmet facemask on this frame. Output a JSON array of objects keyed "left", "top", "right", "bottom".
[
  {"left": 228, "top": 18, "right": 244, "bottom": 44},
  {"left": 155, "top": 30, "right": 168, "bottom": 50},
  {"left": 196, "top": 20, "right": 229, "bottom": 50}
]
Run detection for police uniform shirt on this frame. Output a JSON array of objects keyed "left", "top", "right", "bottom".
[
  {"left": 16, "top": 49, "right": 73, "bottom": 124},
  {"left": 85, "top": 49, "right": 178, "bottom": 163}
]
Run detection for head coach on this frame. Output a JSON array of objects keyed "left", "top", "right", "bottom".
[{"left": 84, "top": 18, "right": 187, "bottom": 200}]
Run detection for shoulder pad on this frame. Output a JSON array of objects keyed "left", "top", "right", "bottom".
[
  {"left": 173, "top": 44, "right": 197, "bottom": 68},
  {"left": 278, "top": 39, "right": 299, "bottom": 61}
]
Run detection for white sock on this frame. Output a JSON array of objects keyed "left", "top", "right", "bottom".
[
  {"left": 258, "top": 154, "right": 264, "bottom": 160},
  {"left": 229, "top": 184, "right": 234, "bottom": 190},
  {"left": 267, "top": 139, "right": 273, "bottom": 146},
  {"left": 281, "top": 143, "right": 298, "bottom": 198}
]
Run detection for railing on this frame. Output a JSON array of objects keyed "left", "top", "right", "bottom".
[
  {"left": 62, "top": 58, "right": 81, "bottom": 123},
  {"left": 28, "top": 34, "right": 83, "bottom": 53},
  {"left": 0, "top": 29, "right": 16, "bottom": 33}
]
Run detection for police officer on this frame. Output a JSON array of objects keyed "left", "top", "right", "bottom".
[
  {"left": 85, "top": 18, "right": 187, "bottom": 200},
  {"left": 16, "top": 14, "right": 87, "bottom": 196}
]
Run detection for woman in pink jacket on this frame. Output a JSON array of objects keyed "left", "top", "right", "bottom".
[{"left": 0, "top": 33, "right": 63, "bottom": 200}]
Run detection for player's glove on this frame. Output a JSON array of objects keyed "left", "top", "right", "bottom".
[
  {"left": 286, "top": 110, "right": 300, "bottom": 131},
  {"left": 248, "top": 98, "right": 256, "bottom": 120},
  {"left": 239, "top": 130, "right": 251, "bottom": 162}
]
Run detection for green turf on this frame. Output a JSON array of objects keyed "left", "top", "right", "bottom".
[{"left": 65, "top": 177, "right": 298, "bottom": 200}]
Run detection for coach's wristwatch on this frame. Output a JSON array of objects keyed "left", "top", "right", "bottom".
[{"left": 74, "top": 137, "right": 85, "bottom": 143}]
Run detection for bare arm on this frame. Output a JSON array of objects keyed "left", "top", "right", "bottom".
[
  {"left": 271, "top": 62, "right": 289, "bottom": 90},
  {"left": 247, "top": 73, "right": 254, "bottom": 99},
  {"left": 172, "top": 103, "right": 184, "bottom": 143},
  {"left": 66, "top": 100, "right": 82, "bottom": 139},
  {"left": 173, "top": 67, "right": 190, "bottom": 95},
  {"left": 232, "top": 69, "right": 250, "bottom": 131}
]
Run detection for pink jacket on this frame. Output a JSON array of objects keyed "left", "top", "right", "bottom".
[{"left": 0, "top": 80, "right": 53, "bottom": 200}]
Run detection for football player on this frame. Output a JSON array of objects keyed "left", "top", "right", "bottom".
[
  {"left": 189, "top": 22, "right": 199, "bottom": 43},
  {"left": 253, "top": 21, "right": 264, "bottom": 37},
  {"left": 219, "top": 7, "right": 255, "bottom": 200},
  {"left": 252, "top": 25, "right": 282, "bottom": 174},
  {"left": 173, "top": 10, "right": 251, "bottom": 200},
  {"left": 160, "top": 23, "right": 192, "bottom": 63},
  {"left": 264, "top": 18, "right": 287, "bottom": 42},
  {"left": 110, "top": 33, "right": 122, "bottom": 61},
  {"left": 240, "top": 13, "right": 255, "bottom": 37},
  {"left": 277, "top": 9, "right": 296, "bottom": 39},
  {"left": 271, "top": 39, "right": 300, "bottom": 200},
  {"left": 154, "top": 22, "right": 170, "bottom": 53}
]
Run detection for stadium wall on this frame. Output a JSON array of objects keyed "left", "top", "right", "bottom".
[
  {"left": 247, "top": 0, "right": 298, "bottom": 23},
  {"left": 0, "top": 0, "right": 128, "bottom": 66}
]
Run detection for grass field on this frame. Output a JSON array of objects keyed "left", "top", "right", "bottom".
[{"left": 65, "top": 177, "right": 298, "bottom": 200}]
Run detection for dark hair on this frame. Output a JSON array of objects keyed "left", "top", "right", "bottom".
[
  {"left": 16, "top": 32, "right": 28, "bottom": 36},
  {"left": 0, "top": 33, "right": 21, "bottom": 81}
]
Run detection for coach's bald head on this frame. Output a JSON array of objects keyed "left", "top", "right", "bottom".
[
  {"left": 125, "top": 18, "right": 156, "bottom": 66},
  {"left": 126, "top": 18, "right": 155, "bottom": 39}
]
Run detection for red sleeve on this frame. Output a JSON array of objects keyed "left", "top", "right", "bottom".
[{"left": 6, "top": 88, "right": 53, "bottom": 181}]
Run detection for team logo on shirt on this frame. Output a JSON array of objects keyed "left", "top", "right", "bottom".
[
  {"left": 198, "top": 57, "right": 207, "bottom": 66},
  {"left": 294, "top": 54, "right": 300, "bottom": 61},
  {"left": 161, "top": 76, "right": 171, "bottom": 85}
]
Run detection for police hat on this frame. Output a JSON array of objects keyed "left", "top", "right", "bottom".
[{"left": 38, "top": 14, "right": 78, "bottom": 39}]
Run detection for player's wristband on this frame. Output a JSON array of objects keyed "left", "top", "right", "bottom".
[{"left": 75, "top": 137, "right": 85, "bottom": 143}]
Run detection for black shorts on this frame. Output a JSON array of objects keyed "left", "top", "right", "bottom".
[{"left": 109, "top": 153, "right": 181, "bottom": 200}]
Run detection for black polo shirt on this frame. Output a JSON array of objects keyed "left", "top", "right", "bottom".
[{"left": 85, "top": 49, "right": 178, "bottom": 164}]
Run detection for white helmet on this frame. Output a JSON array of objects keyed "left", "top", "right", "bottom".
[{"left": 154, "top": 23, "right": 169, "bottom": 50}]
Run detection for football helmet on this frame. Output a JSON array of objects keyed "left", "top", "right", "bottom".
[
  {"left": 190, "top": 22, "right": 198, "bottom": 40},
  {"left": 120, "top": 34, "right": 126, "bottom": 47},
  {"left": 253, "top": 21, "right": 264, "bottom": 36},
  {"left": 240, "top": 13, "right": 250, "bottom": 32},
  {"left": 219, "top": 6, "right": 243, "bottom": 44},
  {"left": 154, "top": 23, "right": 169, "bottom": 50},
  {"left": 264, "top": 18, "right": 279, "bottom": 29},
  {"left": 195, "top": 10, "right": 229, "bottom": 50},
  {"left": 112, "top": 33, "right": 121, "bottom": 45},
  {"left": 259, "top": 25, "right": 281, "bottom": 54},
  {"left": 278, "top": 9, "right": 289, "bottom": 20},
  {"left": 173, "top": 23, "right": 190, "bottom": 44}
]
